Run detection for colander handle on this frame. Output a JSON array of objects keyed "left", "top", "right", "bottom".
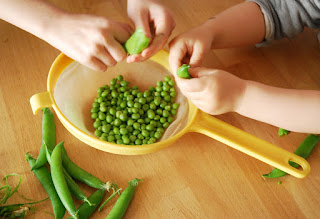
[
  {"left": 188, "top": 110, "right": 310, "bottom": 178},
  {"left": 30, "top": 92, "right": 53, "bottom": 115}
]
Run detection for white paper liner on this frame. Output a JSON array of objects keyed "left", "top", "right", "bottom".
[{"left": 54, "top": 60, "right": 189, "bottom": 142}]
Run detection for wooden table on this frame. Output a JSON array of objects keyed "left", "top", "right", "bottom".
[{"left": 1, "top": 0, "right": 320, "bottom": 218}]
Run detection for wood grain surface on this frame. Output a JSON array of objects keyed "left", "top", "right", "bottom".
[{"left": 1, "top": 0, "right": 320, "bottom": 218}]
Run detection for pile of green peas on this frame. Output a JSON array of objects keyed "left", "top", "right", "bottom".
[{"left": 91, "top": 75, "right": 179, "bottom": 145}]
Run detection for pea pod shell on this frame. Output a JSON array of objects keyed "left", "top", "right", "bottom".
[
  {"left": 32, "top": 108, "right": 56, "bottom": 170},
  {"left": 51, "top": 142, "right": 77, "bottom": 218},
  {"left": 26, "top": 153, "right": 66, "bottom": 219},
  {"left": 68, "top": 189, "right": 105, "bottom": 219},
  {"left": 278, "top": 128, "right": 290, "bottom": 137},
  {"left": 176, "top": 64, "right": 192, "bottom": 79},
  {"left": 263, "top": 134, "right": 320, "bottom": 178},
  {"left": 106, "top": 179, "right": 141, "bottom": 219},
  {"left": 124, "top": 27, "right": 150, "bottom": 55},
  {"left": 61, "top": 146, "right": 108, "bottom": 190}
]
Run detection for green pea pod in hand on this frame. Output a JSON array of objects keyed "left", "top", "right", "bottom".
[
  {"left": 51, "top": 142, "right": 78, "bottom": 219},
  {"left": 177, "top": 64, "right": 192, "bottom": 79},
  {"left": 106, "top": 178, "right": 142, "bottom": 219},
  {"left": 68, "top": 189, "right": 105, "bottom": 219},
  {"left": 263, "top": 134, "right": 320, "bottom": 178},
  {"left": 124, "top": 27, "right": 150, "bottom": 55},
  {"left": 32, "top": 108, "right": 56, "bottom": 170},
  {"left": 26, "top": 153, "right": 66, "bottom": 219}
]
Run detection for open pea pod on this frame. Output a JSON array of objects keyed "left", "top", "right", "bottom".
[{"left": 124, "top": 27, "right": 150, "bottom": 55}]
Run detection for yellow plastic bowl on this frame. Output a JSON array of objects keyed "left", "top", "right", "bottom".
[{"left": 30, "top": 50, "right": 310, "bottom": 178}]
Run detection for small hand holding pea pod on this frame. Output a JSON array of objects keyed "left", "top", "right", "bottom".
[
  {"left": 176, "top": 64, "right": 192, "bottom": 79},
  {"left": 32, "top": 108, "right": 56, "bottom": 170},
  {"left": 124, "top": 27, "right": 150, "bottom": 55},
  {"left": 106, "top": 178, "right": 142, "bottom": 219},
  {"left": 263, "top": 134, "right": 320, "bottom": 178},
  {"left": 50, "top": 142, "right": 78, "bottom": 219},
  {"left": 26, "top": 153, "right": 66, "bottom": 219}
]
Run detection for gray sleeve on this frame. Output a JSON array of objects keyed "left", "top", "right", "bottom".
[{"left": 246, "top": 0, "right": 320, "bottom": 43}]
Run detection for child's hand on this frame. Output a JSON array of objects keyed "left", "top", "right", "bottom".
[
  {"left": 127, "top": 0, "right": 175, "bottom": 63},
  {"left": 175, "top": 67, "right": 246, "bottom": 115},
  {"left": 45, "top": 13, "right": 132, "bottom": 72},
  {"left": 169, "top": 21, "right": 214, "bottom": 73}
]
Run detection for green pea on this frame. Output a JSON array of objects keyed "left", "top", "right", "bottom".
[
  {"left": 138, "top": 109, "right": 144, "bottom": 116},
  {"left": 167, "top": 116, "right": 174, "bottom": 123},
  {"left": 149, "top": 86, "right": 156, "bottom": 92},
  {"left": 117, "top": 75, "right": 124, "bottom": 81},
  {"left": 142, "top": 130, "right": 149, "bottom": 137},
  {"left": 114, "top": 119, "right": 122, "bottom": 126},
  {"left": 154, "top": 92, "right": 161, "bottom": 97},
  {"left": 170, "top": 92, "right": 176, "bottom": 98},
  {"left": 106, "top": 115, "right": 114, "bottom": 123},
  {"left": 95, "top": 130, "right": 102, "bottom": 137},
  {"left": 129, "top": 135, "right": 137, "bottom": 142},
  {"left": 162, "top": 85, "right": 170, "bottom": 92},
  {"left": 163, "top": 122, "right": 170, "bottom": 128},
  {"left": 117, "top": 139, "right": 124, "bottom": 145},
  {"left": 141, "top": 124, "right": 146, "bottom": 130},
  {"left": 137, "top": 119, "right": 144, "bottom": 124},
  {"left": 91, "top": 107, "right": 99, "bottom": 113},
  {"left": 93, "top": 121, "right": 101, "bottom": 129},
  {"left": 157, "top": 127, "right": 164, "bottom": 133},
  {"left": 127, "top": 126, "right": 133, "bottom": 133},
  {"left": 168, "top": 80, "right": 175, "bottom": 87},
  {"left": 146, "top": 124, "right": 154, "bottom": 131},
  {"left": 100, "top": 136, "right": 107, "bottom": 141},
  {"left": 149, "top": 103, "right": 157, "bottom": 110},
  {"left": 132, "top": 113, "right": 140, "bottom": 120},
  {"left": 113, "top": 127, "right": 120, "bottom": 135},
  {"left": 102, "top": 125, "right": 111, "bottom": 133},
  {"left": 132, "top": 107, "right": 139, "bottom": 114},
  {"left": 142, "top": 139, "right": 149, "bottom": 144},
  {"left": 134, "top": 102, "right": 141, "bottom": 109},
  {"left": 120, "top": 128, "right": 128, "bottom": 135},
  {"left": 120, "top": 80, "right": 129, "bottom": 87},
  {"left": 156, "top": 86, "right": 162, "bottom": 92},
  {"left": 91, "top": 113, "right": 98, "bottom": 119},
  {"left": 172, "top": 103, "right": 179, "bottom": 109},
  {"left": 107, "top": 135, "right": 115, "bottom": 142},
  {"left": 135, "top": 139, "right": 142, "bottom": 145},
  {"left": 171, "top": 109, "right": 177, "bottom": 116},
  {"left": 132, "top": 130, "right": 140, "bottom": 136},
  {"left": 162, "top": 110, "right": 170, "bottom": 117},
  {"left": 123, "top": 136, "right": 130, "bottom": 145},
  {"left": 160, "top": 117, "right": 166, "bottom": 123},
  {"left": 120, "top": 113, "right": 128, "bottom": 122},
  {"left": 127, "top": 119, "right": 135, "bottom": 126},
  {"left": 133, "top": 122, "right": 140, "bottom": 130},
  {"left": 124, "top": 27, "right": 150, "bottom": 55},
  {"left": 98, "top": 112, "right": 106, "bottom": 120},
  {"left": 127, "top": 100, "right": 134, "bottom": 108},
  {"left": 109, "top": 108, "right": 116, "bottom": 116},
  {"left": 139, "top": 97, "right": 146, "bottom": 105},
  {"left": 110, "top": 78, "right": 117, "bottom": 85},
  {"left": 92, "top": 102, "right": 100, "bottom": 108},
  {"left": 144, "top": 118, "right": 151, "bottom": 124},
  {"left": 154, "top": 115, "right": 160, "bottom": 121},
  {"left": 154, "top": 132, "right": 162, "bottom": 140},
  {"left": 154, "top": 97, "right": 161, "bottom": 106},
  {"left": 138, "top": 134, "right": 144, "bottom": 140},
  {"left": 142, "top": 104, "right": 149, "bottom": 112}
]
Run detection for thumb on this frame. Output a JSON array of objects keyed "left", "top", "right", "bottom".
[{"left": 131, "top": 10, "right": 152, "bottom": 39}]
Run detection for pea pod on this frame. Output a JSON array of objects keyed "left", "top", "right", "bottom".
[
  {"left": 61, "top": 146, "right": 110, "bottom": 190},
  {"left": 68, "top": 189, "right": 105, "bottom": 219},
  {"left": 32, "top": 108, "right": 56, "bottom": 170},
  {"left": 45, "top": 146, "right": 93, "bottom": 206},
  {"left": 124, "top": 27, "right": 150, "bottom": 55},
  {"left": 278, "top": 128, "right": 290, "bottom": 137},
  {"left": 263, "top": 134, "right": 320, "bottom": 178},
  {"left": 26, "top": 153, "right": 66, "bottom": 219},
  {"left": 176, "top": 64, "right": 192, "bottom": 79},
  {"left": 51, "top": 142, "right": 78, "bottom": 218},
  {"left": 106, "top": 179, "right": 141, "bottom": 219}
]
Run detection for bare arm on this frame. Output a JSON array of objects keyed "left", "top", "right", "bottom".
[
  {"left": 0, "top": 0, "right": 132, "bottom": 72},
  {"left": 236, "top": 81, "right": 320, "bottom": 134}
]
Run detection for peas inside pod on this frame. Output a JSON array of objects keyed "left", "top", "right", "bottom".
[{"left": 91, "top": 75, "right": 179, "bottom": 145}]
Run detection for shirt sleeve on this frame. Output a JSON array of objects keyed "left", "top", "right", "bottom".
[{"left": 246, "top": 0, "right": 320, "bottom": 45}]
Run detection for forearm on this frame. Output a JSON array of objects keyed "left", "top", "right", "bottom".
[
  {"left": 202, "top": 1, "right": 265, "bottom": 49},
  {"left": 236, "top": 81, "right": 320, "bottom": 134},
  {"left": 0, "top": 0, "right": 66, "bottom": 39}
]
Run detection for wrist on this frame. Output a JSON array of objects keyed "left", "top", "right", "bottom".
[
  {"left": 233, "top": 79, "right": 249, "bottom": 114},
  {"left": 200, "top": 18, "right": 217, "bottom": 49}
]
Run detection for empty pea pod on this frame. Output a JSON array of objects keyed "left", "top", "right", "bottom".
[
  {"left": 68, "top": 189, "right": 105, "bottom": 219},
  {"left": 32, "top": 108, "right": 56, "bottom": 170},
  {"left": 26, "top": 153, "right": 66, "bottom": 219},
  {"left": 61, "top": 146, "right": 110, "bottom": 190},
  {"left": 278, "top": 128, "right": 290, "bottom": 137},
  {"left": 51, "top": 142, "right": 78, "bottom": 218},
  {"left": 263, "top": 134, "right": 320, "bottom": 178},
  {"left": 176, "top": 64, "right": 192, "bottom": 79},
  {"left": 106, "top": 178, "right": 142, "bottom": 219},
  {"left": 124, "top": 27, "right": 150, "bottom": 55}
]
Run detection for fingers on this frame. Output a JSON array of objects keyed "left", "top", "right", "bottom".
[
  {"left": 131, "top": 9, "right": 152, "bottom": 39},
  {"left": 189, "top": 42, "right": 206, "bottom": 67},
  {"left": 169, "top": 40, "right": 188, "bottom": 74},
  {"left": 105, "top": 38, "right": 127, "bottom": 62},
  {"left": 83, "top": 56, "right": 108, "bottom": 72},
  {"left": 188, "top": 67, "right": 215, "bottom": 78}
]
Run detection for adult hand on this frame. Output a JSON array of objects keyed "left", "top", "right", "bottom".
[
  {"left": 127, "top": 0, "right": 175, "bottom": 63},
  {"left": 45, "top": 13, "right": 132, "bottom": 72}
]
